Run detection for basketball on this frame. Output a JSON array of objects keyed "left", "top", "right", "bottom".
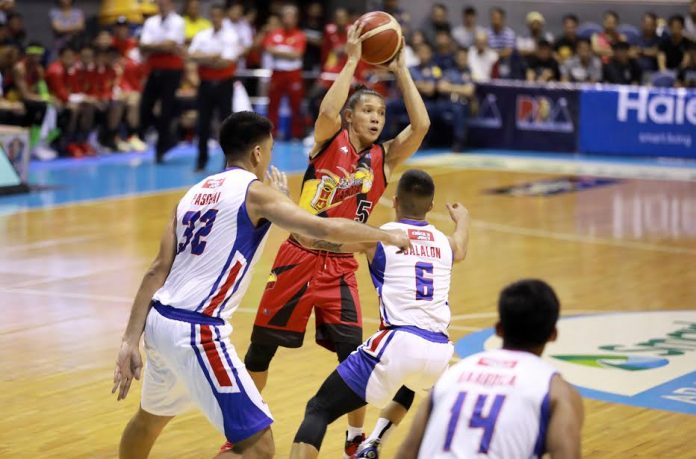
[{"left": 356, "top": 11, "right": 403, "bottom": 65}]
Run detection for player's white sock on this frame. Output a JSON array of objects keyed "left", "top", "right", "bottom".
[
  {"left": 366, "top": 417, "right": 395, "bottom": 444},
  {"left": 347, "top": 424, "right": 364, "bottom": 440}
]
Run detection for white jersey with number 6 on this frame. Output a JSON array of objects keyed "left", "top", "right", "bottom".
[
  {"left": 369, "top": 219, "right": 453, "bottom": 335},
  {"left": 418, "top": 348, "right": 558, "bottom": 459},
  {"left": 153, "top": 167, "right": 271, "bottom": 322}
]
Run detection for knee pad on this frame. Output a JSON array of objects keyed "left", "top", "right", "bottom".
[
  {"left": 392, "top": 386, "right": 415, "bottom": 410},
  {"left": 335, "top": 341, "right": 359, "bottom": 363},
  {"left": 244, "top": 343, "right": 278, "bottom": 372},
  {"left": 294, "top": 396, "right": 330, "bottom": 450}
]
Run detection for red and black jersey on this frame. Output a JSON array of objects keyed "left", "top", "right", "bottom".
[{"left": 298, "top": 129, "right": 387, "bottom": 223}]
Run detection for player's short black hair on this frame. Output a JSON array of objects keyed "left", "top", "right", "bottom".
[
  {"left": 396, "top": 169, "right": 435, "bottom": 216},
  {"left": 491, "top": 7, "right": 506, "bottom": 17},
  {"left": 612, "top": 40, "right": 630, "bottom": 51},
  {"left": 576, "top": 37, "right": 591, "bottom": 47},
  {"left": 463, "top": 6, "right": 476, "bottom": 16},
  {"left": 346, "top": 85, "right": 384, "bottom": 110},
  {"left": 499, "top": 279, "right": 560, "bottom": 348},
  {"left": 643, "top": 11, "right": 657, "bottom": 22},
  {"left": 219, "top": 111, "right": 273, "bottom": 161}
]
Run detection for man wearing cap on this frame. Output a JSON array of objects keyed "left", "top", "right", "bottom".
[
  {"left": 517, "top": 11, "right": 554, "bottom": 57},
  {"left": 138, "top": 0, "right": 185, "bottom": 163},
  {"left": 188, "top": 3, "right": 242, "bottom": 171}
]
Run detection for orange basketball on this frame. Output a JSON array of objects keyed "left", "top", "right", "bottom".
[{"left": 356, "top": 11, "right": 403, "bottom": 65}]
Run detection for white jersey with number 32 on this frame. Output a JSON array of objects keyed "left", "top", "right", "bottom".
[
  {"left": 418, "top": 349, "right": 557, "bottom": 459},
  {"left": 153, "top": 168, "right": 271, "bottom": 322}
]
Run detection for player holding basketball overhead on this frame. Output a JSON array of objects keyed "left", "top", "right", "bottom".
[
  {"left": 239, "top": 20, "right": 430, "bottom": 457},
  {"left": 290, "top": 170, "right": 470, "bottom": 459},
  {"left": 110, "top": 112, "right": 410, "bottom": 459},
  {"left": 397, "top": 279, "right": 584, "bottom": 459}
]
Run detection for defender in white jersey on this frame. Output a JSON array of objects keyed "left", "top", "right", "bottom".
[
  {"left": 111, "top": 112, "right": 411, "bottom": 459},
  {"left": 398, "top": 279, "right": 584, "bottom": 459},
  {"left": 290, "top": 170, "right": 470, "bottom": 459}
]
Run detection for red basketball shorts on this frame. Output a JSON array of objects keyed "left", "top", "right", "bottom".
[{"left": 250, "top": 238, "right": 363, "bottom": 350}]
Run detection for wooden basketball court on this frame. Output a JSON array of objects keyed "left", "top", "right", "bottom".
[{"left": 1, "top": 156, "right": 695, "bottom": 457}]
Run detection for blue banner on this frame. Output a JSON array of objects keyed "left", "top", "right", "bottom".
[
  {"left": 579, "top": 87, "right": 696, "bottom": 158},
  {"left": 468, "top": 83, "right": 579, "bottom": 152}
]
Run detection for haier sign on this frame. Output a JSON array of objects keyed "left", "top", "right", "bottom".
[{"left": 579, "top": 87, "right": 696, "bottom": 158}]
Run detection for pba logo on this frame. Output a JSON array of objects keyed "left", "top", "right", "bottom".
[
  {"left": 454, "top": 311, "right": 696, "bottom": 415},
  {"left": 516, "top": 95, "right": 573, "bottom": 133},
  {"left": 203, "top": 178, "right": 225, "bottom": 189},
  {"left": 408, "top": 229, "right": 434, "bottom": 241}
]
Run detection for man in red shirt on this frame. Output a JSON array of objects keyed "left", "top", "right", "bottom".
[
  {"left": 45, "top": 44, "right": 96, "bottom": 157},
  {"left": 263, "top": 4, "right": 306, "bottom": 140},
  {"left": 112, "top": 16, "right": 137, "bottom": 57},
  {"left": 239, "top": 23, "right": 431, "bottom": 458}
]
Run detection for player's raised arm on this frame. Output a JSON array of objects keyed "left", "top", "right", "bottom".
[
  {"left": 445, "top": 202, "right": 470, "bottom": 262},
  {"left": 246, "top": 180, "right": 409, "bottom": 249},
  {"left": 395, "top": 391, "right": 433, "bottom": 459},
  {"left": 382, "top": 47, "right": 431, "bottom": 177},
  {"left": 311, "top": 22, "right": 365, "bottom": 150},
  {"left": 112, "top": 213, "right": 177, "bottom": 401},
  {"left": 546, "top": 375, "right": 584, "bottom": 459}
]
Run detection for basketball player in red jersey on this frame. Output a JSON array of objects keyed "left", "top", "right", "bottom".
[{"left": 231, "top": 22, "right": 430, "bottom": 458}]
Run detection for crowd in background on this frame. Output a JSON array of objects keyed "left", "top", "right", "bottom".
[{"left": 0, "top": 0, "right": 695, "bottom": 163}]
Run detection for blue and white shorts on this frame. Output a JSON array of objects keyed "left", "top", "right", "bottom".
[
  {"left": 337, "top": 326, "right": 454, "bottom": 408},
  {"left": 141, "top": 302, "right": 273, "bottom": 443}
]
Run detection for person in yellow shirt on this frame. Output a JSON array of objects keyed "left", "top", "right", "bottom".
[{"left": 182, "top": 0, "right": 211, "bottom": 44}]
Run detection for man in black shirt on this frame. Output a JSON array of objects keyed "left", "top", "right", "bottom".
[
  {"left": 676, "top": 42, "right": 696, "bottom": 87},
  {"left": 526, "top": 39, "right": 560, "bottom": 82},
  {"left": 637, "top": 12, "right": 660, "bottom": 73},
  {"left": 554, "top": 14, "right": 579, "bottom": 62},
  {"left": 603, "top": 41, "right": 642, "bottom": 84},
  {"left": 659, "top": 15, "right": 693, "bottom": 70}
]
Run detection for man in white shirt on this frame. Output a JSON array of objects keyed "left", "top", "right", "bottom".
[
  {"left": 189, "top": 4, "right": 242, "bottom": 171},
  {"left": 224, "top": 1, "right": 254, "bottom": 67},
  {"left": 138, "top": 0, "right": 185, "bottom": 163},
  {"left": 468, "top": 31, "right": 498, "bottom": 82},
  {"left": 452, "top": 6, "right": 486, "bottom": 49}
]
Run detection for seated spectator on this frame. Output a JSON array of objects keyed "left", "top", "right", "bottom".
[
  {"left": 603, "top": 41, "right": 642, "bottom": 84},
  {"left": 50, "top": 0, "right": 85, "bottom": 56},
  {"left": 686, "top": 0, "right": 696, "bottom": 40},
  {"left": 452, "top": 6, "right": 485, "bottom": 49},
  {"left": 433, "top": 30, "right": 456, "bottom": 71},
  {"left": 382, "top": 0, "right": 411, "bottom": 33},
  {"left": 112, "top": 16, "right": 137, "bottom": 57},
  {"left": 0, "top": 0, "right": 14, "bottom": 25},
  {"left": 468, "top": 30, "right": 498, "bottom": 82},
  {"left": 302, "top": 1, "right": 324, "bottom": 72},
  {"left": 487, "top": 7, "right": 515, "bottom": 59},
  {"left": 91, "top": 47, "right": 124, "bottom": 152},
  {"left": 637, "top": 12, "right": 661, "bottom": 74},
  {"left": 517, "top": 11, "right": 554, "bottom": 57},
  {"left": 182, "top": 0, "right": 211, "bottom": 44},
  {"left": 554, "top": 14, "right": 579, "bottom": 62},
  {"left": 526, "top": 39, "right": 560, "bottom": 82},
  {"left": 676, "top": 41, "right": 696, "bottom": 87},
  {"left": 0, "top": 45, "right": 25, "bottom": 126},
  {"left": 0, "top": 21, "right": 13, "bottom": 48},
  {"left": 437, "top": 47, "right": 474, "bottom": 152},
  {"left": 592, "top": 10, "right": 626, "bottom": 64},
  {"left": 659, "top": 15, "right": 693, "bottom": 71},
  {"left": 385, "top": 42, "right": 440, "bottom": 139},
  {"left": 6, "top": 12, "right": 25, "bottom": 50},
  {"left": 561, "top": 38, "right": 602, "bottom": 82},
  {"left": 113, "top": 48, "right": 147, "bottom": 151},
  {"left": 14, "top": 43, "right": 59, "bottom": 159},
  {"left": 421, "top": 4, "right": 451, "bottom": 46}
]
